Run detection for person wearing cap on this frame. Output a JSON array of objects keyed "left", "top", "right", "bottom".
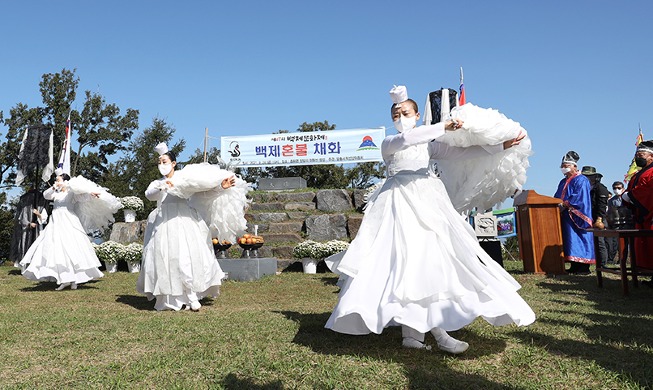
[
  {"left": 621, "top": 140, "right": 653, "bottom": 275},
  {"left": 606, "top": 181, "right": 632, "bottom": 263},
  {"left": 554, "top": 151, "right": 595, "bottom": 275},
  {"left": 325, "top": 85, "right": 534, "bottom": 354},
  {"left": 581, "top": 166, "right": 610, "bottom": 268}
]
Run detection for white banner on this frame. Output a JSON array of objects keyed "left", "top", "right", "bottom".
[{"left": 221, "top": 128, "right": 386, "bottom": 168}]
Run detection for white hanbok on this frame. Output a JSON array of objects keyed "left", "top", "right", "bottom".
[
  {"left": 326, "top": 121, "right": 535, "bottom": 335},
  {"left": 21, "top": 177, "right": 121, "bottom": 285},
  {"left": 136, "top": 164, "right": 250, "bottom": 311}
]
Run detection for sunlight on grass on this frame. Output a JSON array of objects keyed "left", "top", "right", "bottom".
[{"left": 1, "top": 260, "right": 652, "bottom": 389}]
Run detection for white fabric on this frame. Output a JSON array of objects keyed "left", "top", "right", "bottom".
[
  {"left": 435, "top": 103, "right": 532, "bottom": 213},
  {"left": 137, "top": 163, "right": 250, "bottom": 311},
  {"left": 325, "top": 123, "right": 535, "bottom": 335},
  {"left": 67, "top": 176, "right": 122, "bottom": 232},
  {"left": 389, "top": 85, "right": 408, "bottom": 104},
  {"left": 20, "top": 188, "right": 104, "bottom": 285},
  {"left": 154, "top": 142, "right": 168, "bottom": 156},
  {"left": 441, "top": 89, "right": 451, "bottom": 122}
]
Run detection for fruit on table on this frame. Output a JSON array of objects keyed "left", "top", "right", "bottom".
[{"left": 238, "top": 235, "right": 264, "bottom": 245}]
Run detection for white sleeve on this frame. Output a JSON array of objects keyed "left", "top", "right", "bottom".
[
  {"left": 43, "top": 187, "right": 55, "bottom": 200},
  {"left": 382, "top": 123, "right": 446, "bottom": 159},
  {"left": 429, "top": 142, "right": 502, "bottom": 160},
  {"left": 145, "top": 180, "right": 167, "bottom": 201}
]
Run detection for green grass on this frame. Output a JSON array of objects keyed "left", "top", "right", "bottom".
[{"left": 1, "top": 260, "right": 652, "bottom": 389}]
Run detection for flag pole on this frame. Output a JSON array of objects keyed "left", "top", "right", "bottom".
[{"left": 203, "top": 127, "right": 209, "bottom": 163}]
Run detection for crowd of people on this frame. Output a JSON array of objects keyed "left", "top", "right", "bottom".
[
  {"left": 555, "top": 142, "right": 653, "bottom": 281},
  {"left": 5, "top": 83, "right": 653, "bottom": 355}
]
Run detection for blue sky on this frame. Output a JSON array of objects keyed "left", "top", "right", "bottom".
[{"left": 2, "top": 1, "right": 652, "bottom": 199}]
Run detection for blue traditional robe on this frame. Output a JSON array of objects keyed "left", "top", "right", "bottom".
[{"left": 555, "top": 173, "right": 595, "bottom": 264}]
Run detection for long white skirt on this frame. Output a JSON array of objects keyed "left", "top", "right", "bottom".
[
  {"left": 326, "top": 172, "right": 535, "bottom": 335},
  {"left": 21, "top": 208, "right": 103, "bottom": 285},
  {"left": 136, "top": 195, "right": 224, "bottom": 311}
]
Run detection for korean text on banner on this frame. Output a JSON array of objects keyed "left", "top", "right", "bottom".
[{"left": 221, "top": 128, "right": 386, "bottom": 168}]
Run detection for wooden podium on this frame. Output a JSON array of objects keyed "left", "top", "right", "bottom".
[{"left": 513, "top": 190, "right": 565, "bottom": 275}]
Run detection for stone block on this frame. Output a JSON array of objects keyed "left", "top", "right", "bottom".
[
  {"left": 305, "top": 214, "right": 348, "bottom": 241},
  {"left": 316, "top": 189, "right": 353, "bottom": 212},
  {"left": 347, "top": 215, "right": 364, "bottom": 239},
  {"left": 258, "top": 177, "right": 307, "bottom": 191},
  {"left": 352, "top": 189, "right": 367, "bottom": 211},
  {"left": 218, "top": 258, "right": 277, "bottom": 281},
  {"left": 109, "top": 221, "right": 147, "bottom": 244}
]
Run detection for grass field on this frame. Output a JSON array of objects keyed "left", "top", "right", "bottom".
[{"left": 1, "top": 260, "right": 652, "bottom": 389}]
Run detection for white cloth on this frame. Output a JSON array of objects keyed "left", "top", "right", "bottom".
[
  {"left": 67, "top": 176, "right": 122, "bottom": 232},
  {"left": 325, "top": 122, "right": 535, "bottom": 335},
  {"left": 20, "top": 187, "right": 104, "bottom": 285},
  {"left": 436, "top": 103, "right": 532, "bottom": 213},
  {"left": 136, "top": 164, "right": 250, "bottom": 311}
]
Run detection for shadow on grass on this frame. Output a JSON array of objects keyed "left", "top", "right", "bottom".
[
  {"left": 8, "top": 269, "right": 21, "bottom": 276},
  {"left": 276, "top": 311, "right": 516, "bottom": 389},
  {"left": 20, "top": 279, "right": 102, "bottom": 292},
  {"left": 115, "top": 294, "right": 218, "bottom": 311},
  {"left": 221, "top": 373, "right": 283, "bottom": 389},
  {"left": 116, "top": 294, "right": 156, "bottom": 310},
  {"left": 531, "top": 276, "right": 653, "bottom": 387}
]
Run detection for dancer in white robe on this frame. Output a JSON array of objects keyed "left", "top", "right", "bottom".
[
  {"left": 21, "top": 172, "right": 121, "bottom": 290},
  {"left": 136, "top": 143, "right": 250, "bottom": 311},
  {"left": 325, "top": 86, "right": 535, "bottom": 353}
]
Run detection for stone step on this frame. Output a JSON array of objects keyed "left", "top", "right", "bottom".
[
  {"left": 284, "top": 202, "right": 316, "bottom": 211},
  {"left": 245, "top": 212, "right": 289, "bottom": 223},
  {"left": 250, "top": 203, "right": 286, "bottom": 212},
  {"left": 267, "top": 221, "right": 305, "bottom": 234},
  {"left": 249, "top": 202, "right": 316, "bottom": 212},
  {"left": 250, "top": 191, "right": 316, "bottom": 203},
  {"left": 258, "top": 232, "right": 303, "bottom": 243}
]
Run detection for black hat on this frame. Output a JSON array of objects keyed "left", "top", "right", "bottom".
[
  {"left": 581, "top": 166, "right": 601, "bottom": 176},
  {"left": 637, "top": 140, "right": 653, "bottom": 154},
  {"left": 561, "top": 151, "right": 579, "bottom": 166}
]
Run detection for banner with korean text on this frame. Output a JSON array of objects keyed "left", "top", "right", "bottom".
[{"left": 221, "top": 128, "right": 386, "bottom": 168}]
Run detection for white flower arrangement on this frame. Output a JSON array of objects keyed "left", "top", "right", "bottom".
[
  {"left": 93, "top": 241, "right": 125, "bottom": 264},
  {"left": 119, "top": 196, "right": 144, "bottom": 212},
  {"left": 292, "top": 240, "right": 349, "bottom": 260},
  {"left": 123, "top": 242, "right": 144, "bottom": 265},
  {"left": 93, "top": 241, "right": 143, "bottom": 265}
]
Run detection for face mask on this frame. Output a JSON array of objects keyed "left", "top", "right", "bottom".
[
  {"left": 613, "top": 189, "right": 623, "bottom": 195},
  {"left": 158, "top": 163, "right": 173, "bottom": 176},
  {"left": 635, "top": 157, "right": 648, "bottom": 167},
  {"left": 561, "top": 167, "right": 571, "bottom": 175},
  {"left": 394, "top": 115, "right": 417, "bottom": 133}
]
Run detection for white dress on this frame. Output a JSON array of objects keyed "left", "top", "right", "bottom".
[
  {"left": 136, "top": 164, "right": 250, "bottom": 311},
  {"left": 20, "top": 187, "right": 108, "bottom": 285},
  {"left": 325, "top": 122, "right": 535, "bottom": 335}
]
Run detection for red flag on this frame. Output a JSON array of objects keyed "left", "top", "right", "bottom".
[{"left": 459, "top": 67, "right": 466, "bottom": 106}]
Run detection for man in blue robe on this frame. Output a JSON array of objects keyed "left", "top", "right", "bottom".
[{"left": 554, "top": 151, "right": 595, "bottom": 275}]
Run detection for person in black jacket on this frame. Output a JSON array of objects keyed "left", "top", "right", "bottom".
[{"left": 581, "top": 166, "right": 610, "bottom": 267}]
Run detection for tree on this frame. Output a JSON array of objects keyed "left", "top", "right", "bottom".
[
  {"left": 0, "top": 192, "right": 14, "bottom": 261},
  {"left": 0, "top": 68, "right": 138, "bottom": 188},
  {"left": 72, "top": 89, "right": 139, "bottom": 179},
  {"left": 102, "top": 118, "right": 185, "bottom": 219},
  {"left": 346, "top": 161, "right": 385, "bottom": 189}
]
